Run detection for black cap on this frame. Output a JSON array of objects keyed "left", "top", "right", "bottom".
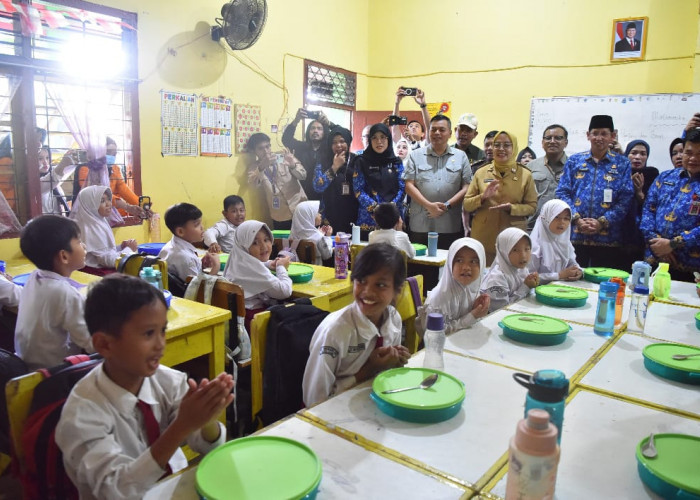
[{"left": 589, "top": 115, "right": 614, "bottom": 131}]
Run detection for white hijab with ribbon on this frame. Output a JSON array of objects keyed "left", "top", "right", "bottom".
[
  {"left": 530, "top": 199, "right": 577, "bottom": 273},
  {"left": 491, "top": 227, "right": 531, "bottom": 292},
  {"left": 290, "top": 200, "right": 323, "bottom": 250},
  {"left": 72, "top": 185, "right": 117, "bottom": 253}
]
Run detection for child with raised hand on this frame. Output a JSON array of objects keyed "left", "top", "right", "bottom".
[
  {"left": 303, "top": 244, "right": 410, "bottom": 407},
  {"left": 481, "top": 227, "right": 539, "bottom": 313},
  {"left": 222, "top": 220, "right": 293, "bottom": 329},
  {"left": 203, "top": 195, "right": 246, "bottom": 254},
  {"left": 15, "top": 215, "right": 94, "bottom": 370},
  {"left": 368, "top": 202, "right": 415, "bottom": 258},
  {"left": 56, "top": 274, "right": 233, "bottom": 500},
  {"left": 529, "top": 199, "right": 582, "bottom": 284},
  {"left": 417, "top": 238, "right": 490, "bottom": 335},
  {"left": 289, "top": 200, "right": 333, "bottom": 265},
  {"left": 72, "top": 185, "right": 137, "bottom": 274}
]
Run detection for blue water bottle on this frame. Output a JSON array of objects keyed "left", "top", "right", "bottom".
[
  {"left": 139, "top": 266, "right": 163, "bottom": 290},
  {"left": 513, "top": 370, "right": 569, "bottom": 444},
  {"left": 594, "top": 281, "right": 618, "bottom": 337}
]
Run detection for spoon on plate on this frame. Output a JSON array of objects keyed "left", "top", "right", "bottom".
[
  {"left": 382, "top": 373, "right": 439, "bottom": 394},
  {"left": 641, "top": 432, "right": 658, "bottom": 459},
  {"left": 671, "top": 352, "right": 700, "bottom": 360}
]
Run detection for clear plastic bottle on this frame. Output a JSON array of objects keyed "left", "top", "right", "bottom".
[
  {"left": 594, "top": 281, "right": 618, "bottom": 337},
  {"left": 423, "top": 312, "right": 445, "bottom": 371},
  {"left": 651, "top": 262, "right": 671, "bottom": 300},
  {"left": 608, "top": 277, "right": 626, "bottom": 328},
  {"left": 505, "top": 409, "right": 560, "bottom": 500},
  {"left": 334, "top": 233, "right": 349, "bottom": 279},
  {"left": 627, "top": 285, "right": 649, "bottom": 333},
  {"left": 139, "top": 266, "right": 163, "bottom": 290}
]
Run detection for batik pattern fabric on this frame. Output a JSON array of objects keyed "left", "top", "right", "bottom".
[{"left": 352, "top": 158, "right": 405, "bottom": 232}]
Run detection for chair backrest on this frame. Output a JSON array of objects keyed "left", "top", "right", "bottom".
[
  {"left": 185, "top": 277, "right": 245, "bottom": 318},
  {"left": 0, "top": 349, "right": 27, "bottom": 471},
  {"left": 115, "top": 253, "right": 169, "bottom": 290},
  {"left": 395, "top": 275, "right": 424, "bottom": 354},
  {"left": 295, "top": 240, "right": 316, "bottom": 265}
]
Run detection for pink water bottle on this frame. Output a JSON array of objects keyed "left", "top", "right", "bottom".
[
  {"left": 505, "top": 409, "right": 560, "bottom": 500},
  {"left": 334, "top": 232, "right": 349, "bottom": 279}
]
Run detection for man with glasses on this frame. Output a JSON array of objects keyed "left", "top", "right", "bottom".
[
  {"left": 556, "top": 115, "right": 634, "bottom": 269},
  {"left": 526, "top": 124, "right": 569, "bottom": 230}
]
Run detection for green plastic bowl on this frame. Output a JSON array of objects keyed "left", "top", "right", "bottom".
[
  {"left": 642, "top": 343, "right": 700, "bottom": 385},
  {"left": 535, "top": 284, "right": 589, "bottom": 308},
  {"left": 412, "top": 243, "right": 427, "bottom": 256},
  {"left": 583, "top": 267, "right": 630, "bottom": 283},
  {"left": 498, "top": 314, "right": 571, "bottom": 346},
  {"left": 196, "top": 436, "right": 322, "bottom": 500},
  {"left": 636, "top": 433, "right": 700, "bottom": 499},
  {"left": 272, "top": 229, "right": 291, "bottom": 239},
  {"left": 695, "top": 310, "right": 700, "bottom": 330},
  {"left": 370, "top": 367, "right": 465, "bottom": 423},
  {"left": 219, "top": 253, "right": 228, "bottom": 271},
  {"left": 271, "top": 263, "right": 314, "bottom": 283}
]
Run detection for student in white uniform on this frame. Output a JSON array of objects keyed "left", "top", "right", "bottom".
[
  {"left": 481, "top": 227, "right": 540, "bottom": 313},
  {"left": 14, "top": 215, "right": 94, "bottom": 370},
  {"left": 417, "top": 238, "right": 490, "bottom": 335},
  {"left": 529, "top": 199, "right": 582, "bottom": 284},
  {"left": 367, "top": 202, "right": 416, "bottom": 258},
  {"left": 303, "top": 244, "right": 410, "bottom": 407},
  {"left": 72, "top": 186, "right": 137, "bottom": 273},
  {"left": 57, "top": 274, "right": 233, "bottom": 500},
  {"left": 0, "top": 272, "right": 21, "bottom": 309},
  {"left": 203, "top": 195, "right": 246, "bottom": 254},
  {"left": 289, "top": 200, "right": 333, "bottom": 265}
]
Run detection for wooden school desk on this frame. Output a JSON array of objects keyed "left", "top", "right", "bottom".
[{"left": 288, "top": 264, "right": 353, "bottom": 311}]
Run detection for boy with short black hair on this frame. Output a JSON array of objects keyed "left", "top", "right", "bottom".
[
  {"left": 56, "top": 274, "right": 233, "bottom": 499},
  {"left": 158, "top": 202, "right": 219, "bottom": 281},
  {"left": 203, "top": 195, "right": 246, "bottom": 253},
  {"left": 368, "top": 202, "right": 416, "bottom": 258},
  {"left": 15, "top": 215, "right": 94, "bottom": 370}
]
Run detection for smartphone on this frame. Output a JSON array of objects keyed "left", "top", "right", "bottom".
[
  {"left": 388, "top": 115, "right": 408, "bottom": 126},
  {"left": 401, "top": 87, "right": 418, "bottom": 96},
  {"left": 276, "top": 153, "right": 285, "bottom": 165},
  {"left": 76, "top": 150, "right": 88, "bottom": 164},
  {"left": 306, "top": 110, "right": 320, "bottom": 119},
  {"left": 138, "top": 195, "right": 152, "bottom": 213}
]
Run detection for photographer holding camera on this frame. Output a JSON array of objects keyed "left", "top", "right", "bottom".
[
  {"left": 282, "top": 108, "right": 335, "bottom": 201},
  {"left": 391, "top": 87, "right": 431, "bottom": 150}
]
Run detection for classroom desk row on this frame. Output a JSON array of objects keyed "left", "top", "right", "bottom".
[{"left": 148, "top": 278, "right": 700, "bottom": 499}]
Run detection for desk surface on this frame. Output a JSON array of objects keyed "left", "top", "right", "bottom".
[{"left": 289, "top": 264, "right": 352, "bottom": 301}]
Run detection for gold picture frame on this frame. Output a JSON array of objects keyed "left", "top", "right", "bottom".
[{"left": 611, "top": 17, "right": 648, "bottom": 62}]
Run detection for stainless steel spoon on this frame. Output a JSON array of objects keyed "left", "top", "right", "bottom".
[
  {"left": 641, "top": 432, "right": 657, "bottom": 459},
  {"left": 671, "top": 352, "right": 700, "bottom": 360},
  {"left": 382, "top": 373, "right": 439, "bottom": 394}
]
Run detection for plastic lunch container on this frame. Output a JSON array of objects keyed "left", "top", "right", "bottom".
[
  {"left": 137, "top": 243, "right": 165, "bottom": 256},
  {"left": 271, "top": 263, "right": 314, "bottom": 283},
  {"left": 219, "top": 253, "right": 228, "bottom": 271},
  {"left": 695, "top": 310, "right": 700, "bottom": 330},
  {"left": 412, "top": 243, "right": 427, "bottom": 256},
  {"left": 370, "top": 367, "right": 465, "bottom": 423},
  {"left": 642, "top": 343, "right": 700, "bottom": 385},
  {"left": 636, "top": 433, "right": 700, "bottom": 499},
  {"left": 583, "top": 267, "right": 630, "bottom": 284},
  {"left": 535, "top": 284, "right": 589, "bottom": 308},
  {"left": 11, "top": 273, "right": 31, "bottom": 286},
  {"left": 271, "top": 229, "right": 291, "bottom": 239},
  {"left": 498, "top": 313, "right": 572, "bottom": 346}
]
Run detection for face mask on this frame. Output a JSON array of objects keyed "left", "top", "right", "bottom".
[{"left": 105, "top": 155, "right": 116, "bottom": 165}]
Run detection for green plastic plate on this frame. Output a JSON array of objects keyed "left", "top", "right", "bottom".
[
  {"left": 372, "top": 367, "right": 465, "bottom": 411},
  {"left": 636, "top": 433, "right": 700, "bottom": 495},
  {"left": 500, "top": 313, "right": 571, "bottom": 335},
  {"left": 271, "top": 229, "right": 291, "bottom": 239},
  {"left": 412, "top": 243, "right": 427, "bottom": 256},
  {"left": 196, "top": 436, "right": 322, "bottom": 500},
  {"left": 535, "top": 284, "right": 588, "bottom": 307},
  {"left": 271, "top": 263, "right": 314, "bottom": 283},
  {"left": 219, "top": 253, "right": 228, "bottom": 271},
  {"left": 584, "top": 267, "right": 629, "bottom": 283},
  {"left": 643, "top": 343, "right": 700, "bottom": 374},
  {"left": 695, "top": 310, "right": 700, "bottom": 330}
]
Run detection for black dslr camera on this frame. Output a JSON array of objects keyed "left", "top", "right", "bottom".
[
  {"left": 305, "top": 110, "right": 320, "bottom": 119},
  {"left": 401, "top": 87, "right": 418, "bottom": 96},
  {"left": 388, "top": 115, "right": 408, "bottom": 126}
]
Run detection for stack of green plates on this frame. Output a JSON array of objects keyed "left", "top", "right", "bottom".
[
  {"left": 271, "top": 263, "right": 314, "bottom": 283},
  {"left": 219, "top": 253, "right": 228, "bottom": 271},
  {"left": 272, "top": 229, "right": 291, "bottom": 239},
  {"left": 196, "top": 436, "right": 322, "bottom": 500},
  {"left": 636, "top": 434, "right": 700, "bottom": 499},
  {"left": 642, "top": 343, "right": 700, "bottom": 385},
  {"left": 412, "top": 243, "right": 427, "bottom": 256},
  {"left": 583, "top": 267, "right": 629, "bottom": 283},
  {"left": 498, "top": 313, "right": 571, "bottom": 346},
  {"left": 535, "top": 284, "right": 588, "bottom": 308}
]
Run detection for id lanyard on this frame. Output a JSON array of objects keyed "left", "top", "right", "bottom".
[{"left": 341, "top": 154, "right": 351, "bottom": 196}]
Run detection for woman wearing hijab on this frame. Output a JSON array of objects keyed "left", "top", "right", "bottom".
[
  {"left": 516, "top": 146, "right": 536, "bottom": 166},
  {"left": 289, "top": 200, "right": 333, "bottom": 266},
  {"left": 463, "top": 131, "right": 537, "bottom": 265},
  {"left": 669, "top": 138, "right": 684, "bottom": 169},
  {"left": 313, "top": 125, "right": 358, "bottom": 234},
  {"left": 529, "top": 199, "right": 582, "bottom": 284},
  {"left": 352, "top": 123, "right": 405, "bottom": 237},
  {"left": 416, "top": 238, "right": 490, "bottom": 335}
]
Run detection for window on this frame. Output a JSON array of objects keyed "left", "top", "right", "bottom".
[
  {"left": 0, "top": 0, "right": 140, "bottom": 235},
  {"left": 303, "top": 59, "right": 355, "bottom": 136}
]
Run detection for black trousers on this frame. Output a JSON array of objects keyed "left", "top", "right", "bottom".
[{"left": 574, "top": 244, "right": 627, "bottom": 271}]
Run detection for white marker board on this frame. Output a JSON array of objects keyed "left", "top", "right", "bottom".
[{"left": 528, "top": 94, "right": 700, "bottom": 171}]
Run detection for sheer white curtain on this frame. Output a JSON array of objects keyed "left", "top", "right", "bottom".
[
  {"left": 47, "top": 83, "right": 123, "bottom": 225},
  {"left": 0, "top": 75, "right": 23, "bottom": 235}
]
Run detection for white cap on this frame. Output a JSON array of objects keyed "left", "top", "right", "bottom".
[{"left": 457, "top": 113, "right": 478, "bottom": 130}]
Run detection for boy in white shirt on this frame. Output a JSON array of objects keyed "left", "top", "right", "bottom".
[
  {"left": 368, "top": 202, "right": 416, "bottom": 258},
  {"left": 203, "top": 195, "right": 246, "bottom": 253},
  {"left": 14, "top": 215, "right": 94, "bottom": 370},
  {"left": 158, "top": 203, "right": 219, "bottom": 282},
  {"left": 57, "top": 274, "right": 234, "bottom": 500}
]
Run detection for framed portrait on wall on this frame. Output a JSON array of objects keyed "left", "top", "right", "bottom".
[{"left": 611, "top": 17, "right": 648, "bottom": 61}]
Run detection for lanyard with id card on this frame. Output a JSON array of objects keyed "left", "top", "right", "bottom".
[{"left": 689, "top": 193, "right": 700, "bottom": 216}]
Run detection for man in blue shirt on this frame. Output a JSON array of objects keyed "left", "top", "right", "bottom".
[{"left": 555, "top": 115, "right": 634, "bottom": 269}]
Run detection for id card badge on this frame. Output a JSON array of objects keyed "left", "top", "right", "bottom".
[
  {"left": 603, "top": 189, "right": 613, "bottom": 203},
  {"left": 689, "top": 200, "right": 700, "bottom": 216},
  {"left": 272, "top": 196, "right": 280, "bottom": 210},
  {"left": 341, "top": 182, "right": 350, "bottom": 196}
]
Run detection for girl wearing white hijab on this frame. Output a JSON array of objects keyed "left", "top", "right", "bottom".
[
  {"left": 417, "top": 238, "right": 491, "bottom": 335},
  {"left": 72, "top": 185, "right": 136, "bottom": 272},
  {"left": 222, "top": 220, "right": 292, "bottom": 325},
  {"left": 289, "top": 200, "right": 333, "bottom": 266},
  {"left": 481, "top": 227, "right": 539, "bottom": 312},
  {"left": 529, "top": 199, "right": 582, "bottom": 284}
]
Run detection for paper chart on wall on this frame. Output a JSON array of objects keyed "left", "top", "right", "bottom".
[
  {"left": 160, "top": 90, "right": 198, "bottom": 156},
  {"left": 200, "top": 96, "right": 232, "bottom": 156},
  {"left": 234, "top": 104, "right": 261, "bottom": 154}
]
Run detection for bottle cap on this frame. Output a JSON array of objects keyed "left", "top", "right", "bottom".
[
  {"left": 426, "top": 312, "right": 444, "bottom": 331},
  {"left": 634, "top": 285, "right": 649, "bottom": 295},
  {"left": 513, "top": 370, "right": 569, "bottom": 403},
  {"left": 657, "top": 262, "right": 670, "bottom": 273},
  {"left": 599, "top": 281, "right": 618, "bottom": 294},
  {"left": 609, "top": 277, "right": 626, "bottom": 293},
  {"left": 141, "top": 266, "right": 155, "bottom": 276},
  {"left": 514, "top": 408, "right": 558, "bottom": 455}
]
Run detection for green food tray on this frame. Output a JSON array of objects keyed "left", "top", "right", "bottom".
[
  {"left": 695, "top": 310, "right": 700, "bottom": 330},
  {"left": 498, "top": 313, "right": 571, "bottom": 346},
  {"left": 642, "top": 343, "right": 700, "bottom": 385},
  {"left": 219, "top": 253, "right": 228, "bottom": 271},
  {"left": 271, "top": 263, "right": 314, "bottom": 283},
  {"left": 272, "top": 229, "right": 291, "bottom": 239},
  {"left": 412, "top": 243, "right": 427, "bottom": 256},
  {"left": 636, "top": 433, "right": 700, "bottom": 499},
  {"left": 535, "top": 284, "right": 589, "bottom": 308},
  {"left": 583, "top": 267, "right": 629, "bottom": 283}
]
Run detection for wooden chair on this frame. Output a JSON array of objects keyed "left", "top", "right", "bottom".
[
  {"left": 295, "top": 240, "right": 316, "bottom": 265},
  {"left": 115, "top": 254, "right": 169, "bottom": 290},
  {"left": 395, "top": 275, "right": 424, "bottom": 354}
]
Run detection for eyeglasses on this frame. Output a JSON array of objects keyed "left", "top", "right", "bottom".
[
  {"left": 493, "top": 142, "right": 513, "bottom": 150},
  {"left": 543, "top": 135, "right": 565, "bottom": 142}
]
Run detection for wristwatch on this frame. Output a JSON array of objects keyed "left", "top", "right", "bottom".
[{"left": 444, "top": 201, "right": 451, "bottom": 210}]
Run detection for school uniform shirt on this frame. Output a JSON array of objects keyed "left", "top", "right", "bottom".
[
  {"left": 40, "top": 170, "right": 67, "bottom": 214},
  {"left": 640, "top": 168, "right": 700, "bottom": 273},
  {"left": 247, "top": 158, "right": 307, "bottom": 223},
  {"left": 158, "top": 235, "right": 201, "bottom": 282},
  {"left": 555, "top": 150, "right": 634, "bottom": 247},
  {"left": 203, "top": 218, "right": 237, "bottom": 254},
  {"left": 0, "top": 273, "right": 21, "bottom": 308},
  {"left": 14, "top": 270, "right": 93, "bottom": 370},
  {"left": 303, "top": 301, "right": 402, "bottom": 407},
  {"left": 56, "top": 363, "right": 225, "bottom": 500},
  {"left": 481, "top": 228, "right": 532, "bottom": 313},
  {"left": 368, "top": 228, "right": 416, "bottom": 258}
]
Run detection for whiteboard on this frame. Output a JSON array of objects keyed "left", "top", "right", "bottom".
[{"left": 528, "top": 94, "right": 700, "bottom": 172}]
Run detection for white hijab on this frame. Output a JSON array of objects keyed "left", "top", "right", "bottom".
[
  {"left": 223, "top": 220, "right": 282, "bottom": 298},
  {"left": 425, "top": 238, "right": 486, "bottom": 322},
  {"left": 290, "top": 200, "right": 323, "bottom": 249},
  {"left": 72, "top": 185, "right": 117, "bottom": 253},
  {"left": 490, "top": 227, "right": 531, "bottom": 291},
  {"left": 530, "top": 199, "right": 577, "bottom": 273}
]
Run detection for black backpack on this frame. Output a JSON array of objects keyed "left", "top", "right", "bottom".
[{"left": 257, "top": 299, "right": 328, "bottom": 426}]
